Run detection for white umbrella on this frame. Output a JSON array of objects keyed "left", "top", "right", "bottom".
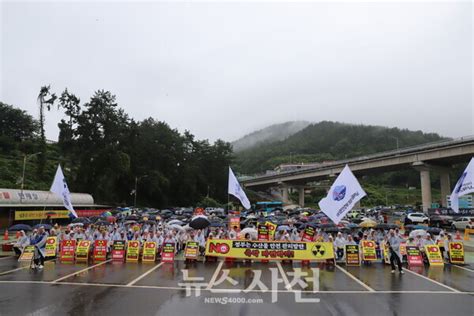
[
  {"left": 240, "top": 227, "right": 258, "bottom": 239},
  {"left": 409, "top": 229, "right": 428, "bottom": 238},
  {"left": 168, "top": 224, "right": 185, "bottom": 231},
  {"left": 168, "top": 219, "right": 184, "bottom": 226}
]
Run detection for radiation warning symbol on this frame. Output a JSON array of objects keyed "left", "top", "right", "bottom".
[{"left": 311, "top": 244, "right": 326, "bottom": 258}]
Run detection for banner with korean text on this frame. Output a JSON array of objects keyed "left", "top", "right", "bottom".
[{"left": 205, "top": 239, "right": 334, "bottom": 260}]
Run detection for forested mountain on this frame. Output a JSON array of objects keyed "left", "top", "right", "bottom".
[
  {"left": 231, "top": 121, "right": 310, "bottom": 152},
  {"left": 0, "top": 89, "right": 232, "bottom": 207},
  {"left": 235, "top": 121, "right": 446, "bottom": 174}
]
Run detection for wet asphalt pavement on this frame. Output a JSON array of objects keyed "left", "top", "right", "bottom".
[{"left": 0, "top": 256, "right": 472, "bottom": 316}]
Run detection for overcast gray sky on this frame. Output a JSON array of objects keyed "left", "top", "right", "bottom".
[{"left": 1, "top": 1, "right": 473, "bottom": 142}]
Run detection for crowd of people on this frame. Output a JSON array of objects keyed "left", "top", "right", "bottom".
[{"left": 11, "top": 214, "right": 462, "bottom": 272}]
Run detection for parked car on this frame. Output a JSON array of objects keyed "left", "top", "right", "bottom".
[
  {"left": 451, "top": 217, "right": 473, "bottom": 230},
  {"left": 406, "top": 213, "right": 429, "bottom": 224},
  {"left": 429, "top": 215, "right": 453, "bottom": 228}
]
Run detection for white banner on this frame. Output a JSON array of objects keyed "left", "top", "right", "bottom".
[
  {"left": 318, "top": 165, "right": 366, "bottom": 224},
  {"left": 450, "top": 157, "right": 474, "bottom": 213},
  {"left": 50, "top": 164, "right": 77, "bottom": 218},
  {"left": 228, "top": 167, "right": 251, "bottom": 209}
]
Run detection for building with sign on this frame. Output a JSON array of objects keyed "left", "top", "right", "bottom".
[{"left": 0, "top": 188, "right": 109, "bottom": 228}]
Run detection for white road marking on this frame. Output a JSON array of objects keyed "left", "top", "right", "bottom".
[
  {"left": 205, "top": 260, "right": 224, "bottom": 290},
  {"left": 0, "top": 280, "right": 473, "bottom": 294},
  {"left": 52, "top": 259, "right": 112, "bottom": 283},
  {"left": 402, "top": 268, "right": 460, "bottom": 293},
  {"left": 276, "top": 261, "right": 292, "bottom": 290},
  {"left": 126, "top": 262, "right": 164, "bottom": 286},
  {"left": 335, "top": 265, "right": 375, "bottom": 292},
  {"left": 0, "top": 265, "right": 31, "bottom": 275},
  {"left": 452, "top": 265, "right": 474, "bottom": 273}
]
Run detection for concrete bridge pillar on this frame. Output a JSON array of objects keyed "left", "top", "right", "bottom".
[
  {"left": 439, "top": 171, "right": 451, "bottom": 207},
  {"left": 298, "top": 187, "right": 305, "bottom": 207},
  {"left": 281, "top": 185, "right": 289, "bottom": 204},
  {"left": 420, "top": 169, "right": 432, "bottom": 213},
  {"left": 413, "top": 162, "right": 432, "bottom": 214}
]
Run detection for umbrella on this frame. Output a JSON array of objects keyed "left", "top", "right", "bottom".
[
  {"left": 246, "top": 214, "right": 257, "bottom": 219},
  {"left": 427, "top": 227, "right": 442, "bottom": 235},
  {"left": 95, "top": 220, "right": 111, "bottom": 226},
  {"left": 359, "top": 220, "right": 377, "bottom": 228},
  {"left": 320, "top": 223, "right": 337, "bottom": 229},
  {"left": 168, "top": 219, "right": 184, "bottom": 226},
  {"left": 123, "top": 220, "right": 137, "bottom": 225},
  {"left": 106, "top": 216, "right": 116, "bottom": 223},
  {"left": 375, "top": 223, "right": 392, "bottom": 230},
  {"left": 102, "top": 211, "right": 112, "bottom": 217},
  {"left": 125, "top": 215, "right": 139, "bottom": 221},
  {"left": 277, "top": 225, "right": 291, "bottom": 231},
  {"left": 182, "top": 225, "right": 194, "bottom": 231},
  {"left": 189, "top": 216, "right": 211, "bottom": 230},
  {"left": 323, "top": 227, "right": 340, "bottom": 233},
  {"left": 210, "top": 222, "right": 225, "bottom": 227},
  {"left": 346, "top": 223, "right": 359, "bottom": 229},
  {"left": 409, "top": 229, "right": 428, "bottom": 238},
  {"left": 8, "top": 224, "right": 32, "bottom": 231},
  {"left": 33, "top": 224, "right": 52, "bottom": 230},
  {"left": 143, "top": 220, "right": 157, "bottom": 225},
  {"left": 89, "top": 216, "right": 101, "bottom": 222},
  {"left": 72, "top": 217, "right": 90, "bottom": 224},
  {"left": 168, "top": 224, "right": 185, "bottom": 231},
  {"left": 412, "top": 225, "right": 429, "bottom": 230},
  {"left": 240, "top": 228, "right": 258, "bottom": 239},
  {"left": 70, "top": 223, "right": 84, "bottom": 227}
]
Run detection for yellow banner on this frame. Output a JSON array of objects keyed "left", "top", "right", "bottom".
[
  {"left": 205, "top": 239, "right": 334, "bottom": 260},
  {"left": 45, "top": 237, "right": 57, "bottom": 257},
  {"left": 75, "top": 240, "right": 91, "bottom": 261},
  {"left": 18, "top": 245, "right": 35, "bottom": 262},
  {"left": 15, "top": 210, "right": 70, "bottom": 220},
  {"left": 265, "top": 222, "right": 277, "bottom": 239},
  {"left": 425, "top": 245, "right": 444, "bottom": 266},
  {"left": 126, "top": 241, "right": 140, "bottom": 262},
  {"left": 449, "top": 242, "right": 464, "bottom": 264},
  {"left": 142, "top": 242, "right": 157, "bottom": 262},
  {"left": 361, "top": 240, "right": 377, "bottom": 261}
]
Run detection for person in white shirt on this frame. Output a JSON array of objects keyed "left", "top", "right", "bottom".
[{"left": 334, "top": 232, "right": 346, "bottom": 260}]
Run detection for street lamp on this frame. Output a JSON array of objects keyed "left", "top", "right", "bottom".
[
  {"left": 389, "top": 136, "right": 399, "bottom": 151},
  {"left": 20, "top": 152, "right": 42, "bottom": 203},
  {"left": 134, "top": 175, "right": 148, "bottom": 208}
]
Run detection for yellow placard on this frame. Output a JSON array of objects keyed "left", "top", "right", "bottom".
[
  {"left": 126, "top": 241, "right": 140, "bottom": 262},
  {"left": 383, "top": 243, "right": 390, "bottom": 264},
  {"left": 205, "top": 239, "right": 334, "bottom": 260},
  {"left": 18, "top": 245, "right": 35, "bottom": 262},
  {"left": 265, "top": 222, "right": 277, "bottom": 239},
  {"left": 448, "top": 242, "right": 464, "bottom": 264},
  {"left": 75, "top": 240, "right": 91, "bottom": 262},
  {"left": 15, "top": 210, "right": 70, "bottom": 220},
  {"left": 184, "top": 241, "right": 199, "bottom": 259},
  {"left": 45, "top": 237, "right": 57, "bottom": 257},
  {"left": 361, "top": 240, "right": 377, "bottom": 261},
  {"left": 142, "top": 242, "right": 157, "bottom": 262},
  {"left": 424, "top": 244, "right": 444, "bottom": 266}
]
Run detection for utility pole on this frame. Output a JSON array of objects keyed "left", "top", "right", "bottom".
[
  {"left": 20, "top": 152, "right": 42, "bottom": 203},
  {"left": 134, "top": 175, "right": 148, "bottom": 208}
]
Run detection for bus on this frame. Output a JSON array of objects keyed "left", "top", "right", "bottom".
[{"left": 255, "top": 201, "right": 283, "bottom": 214}]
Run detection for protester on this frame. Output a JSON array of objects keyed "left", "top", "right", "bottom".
[
  {"left": 386, "top": 229, "right": 404, "bottom": 274},
  {"left": 30, "top": 226, "right": 48, "bottom": 269},
  {"left": 13, "top": 230, "right": 30, "bottom": 256}
]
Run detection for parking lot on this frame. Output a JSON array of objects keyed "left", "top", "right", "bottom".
[{"left": 0, "top": 256, "right": 473, "bottom": 316}]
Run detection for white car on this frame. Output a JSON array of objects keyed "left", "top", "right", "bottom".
[
  {"left": 406, "top": 213, "right": 429, "bottom": 224},
  {"left": 451, "top": 217, "right": 473, "bottom": 230}
]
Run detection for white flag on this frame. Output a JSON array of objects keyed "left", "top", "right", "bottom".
[
  {"left": 228, "top": 167, "right": 251, "bottom": 209},
  {"left": 450, "top": 157, "right": 474, "bottom": 213},
  {"left": 318, "top": 165, "right": 366, "bottom": 224},
  {"left": 50, "top": 164, "right": 77, "bottom": 218}
]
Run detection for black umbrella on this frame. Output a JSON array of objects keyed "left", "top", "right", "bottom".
[
  {"left": 72, "top": 217, "right": 91, "bottom": 224},
  {"left": 323, "top": 227, "right": 340, "bottom": 233},
  {"left": 33, "top": 224, "right": 52, "bottom": 230},
  {"left": 125, "top": 215, "right": 139, "bottom": 221},
  {"left": 320, "top": 223, "right": 336, "bottom": 229},
  {"left": 427, "top": 227, "right": 442, "bottom": 235},
  {"left": 8, "top": 224, "right": 32, "bottom": 231},
  {"left": 375, "top": 223, "right": 391, "bottom": 230},
  {"left": 95, "top": 220, "right": 111, "bottom": 226},
  {"left": 210, "top": 222, "right": 225, "bottom": 227},
  {"left": 189, "top": 216, "right": 211, "bottom": 229}
]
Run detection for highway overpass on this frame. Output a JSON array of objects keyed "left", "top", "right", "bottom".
[{"left": 241, "top": 136, "right": 474, "bottom": 212}]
